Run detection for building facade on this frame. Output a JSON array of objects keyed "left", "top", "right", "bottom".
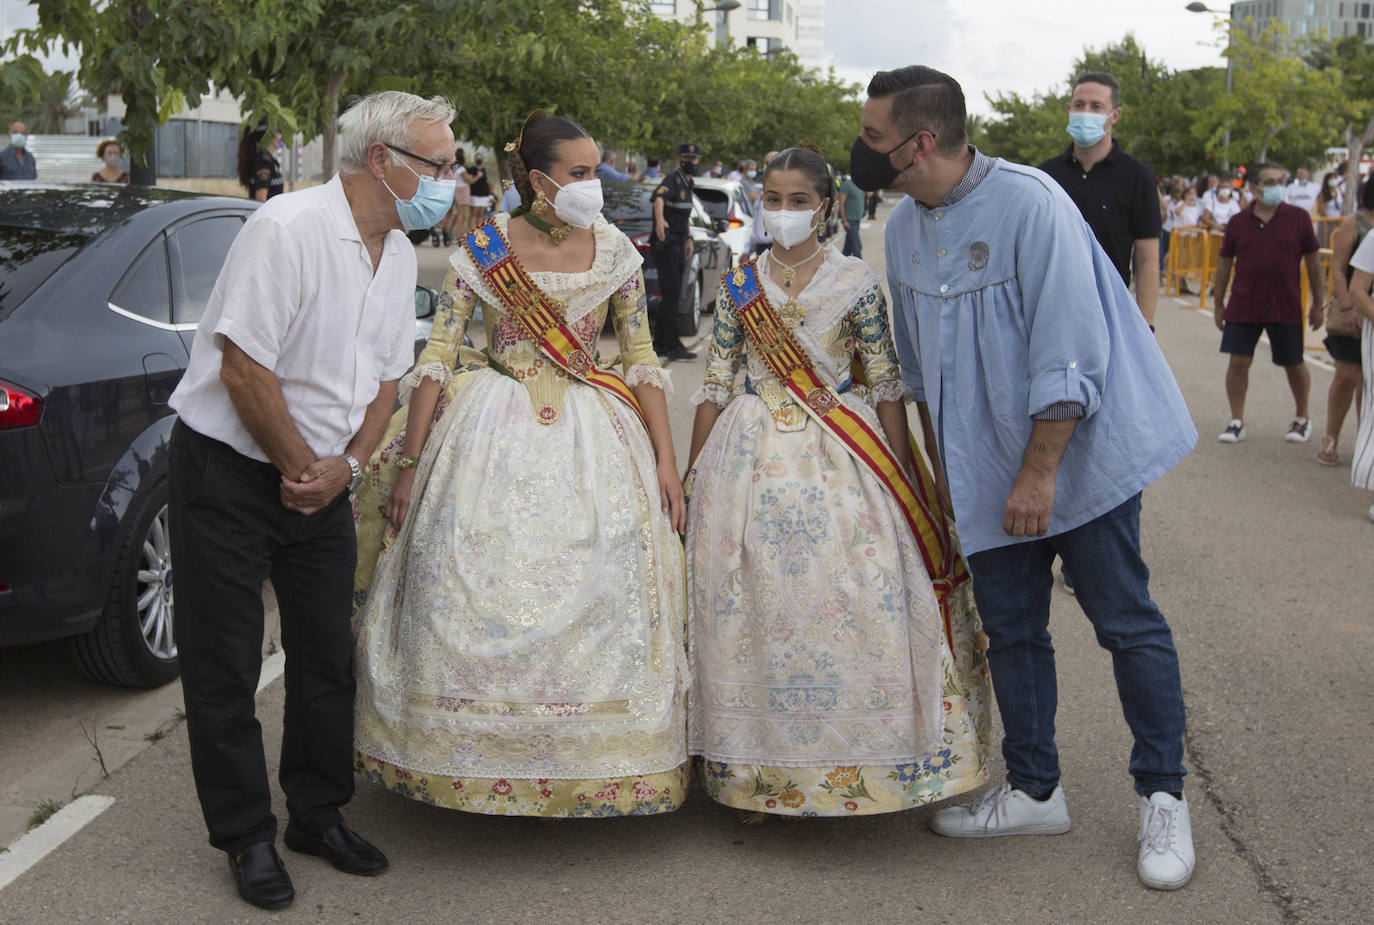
[
  {"left": 1234, "top": 0, "right": 1374, "bottom": 39},
  {"left": 650, "top": 0, "right": 827, "bottom": 70}
]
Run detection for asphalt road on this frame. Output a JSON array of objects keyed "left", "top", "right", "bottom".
[{"left": 2, "top": 209, "right": 1371, "bottom": 923}]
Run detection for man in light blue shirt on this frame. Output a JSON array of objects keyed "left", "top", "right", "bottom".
[
  {"left": 596, "top": 149, "right": 631, "bottom": 183},
  {"left": 853, "top": 65, "right": 1198, "bottom": 891}
]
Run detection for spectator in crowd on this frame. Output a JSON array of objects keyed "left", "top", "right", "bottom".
[
  {"left": 740, "top": 158, "right": 761, "bottom": 204},
  {"left": 639, "top": 156, "right": 663, "bottom": 181},
  {"left": 709, "top": 159, "right": 723, "bottom": 177},
  {"left": 836, "top": 170, "right": 866, "bottom": 257},
  {"left": 237, "top": 123, "right": 284, "bottom": 202},
  {"left": 726, "top": 160, "right": 745, "bottom": 181},
  {"left": 1201, "top": 181, "right": 1241, "bottom": 229},
  {"left": 465, "top": 152, "right": 492, "bottom": 223},
  {"left": 91, "top": 139, "right": 130, "bottom": 184},
  {"left": 749, "top": 149, "right": 779, "bottom": 254},
  {"left": 1285, "top": 165, "right": 1319, "bottom": 214},
  {"left": 1318, "top": 178, "right": 1373, "bottom": 465},
  {"left": 1176, "top": 185, "right": 1202, "bottom": 227},
  {"left": 1211, "top": 162, "right": 1324, "bottom": 445},
  {"left": 436, "top": 147, "right": 470, "bottom": 246},
  {"left": 865, "top": 188, "right": 881, "bottom": 219},
  {"left": 1160, "top": 177, "right": 1185, "bottom": 272},
  {"left": 596, "top": 149, "right": 631, "bottom": 182},
  {"left": 1, "top": 121, "right": 37, "bottom": 180},
  {"left": 1038, "top": 71, "right": 1160, "bottom": 327},
  {"left": 1344, "top": 228, "right": 1374, "bottom": 521},
  {"left": 1315, "top": 170, "right": 1343, "bottom": 219},
  {"left": 1199, "top": 172, "right": 1221, "bottom": 212}
]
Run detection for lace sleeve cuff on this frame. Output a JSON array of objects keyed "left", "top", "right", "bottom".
[
  {"left": 625, "top": 363, "right": 673, "bottom": 394},
  {"left": 868, "top": 378, "right": 915, "bottom": 405},
  {"left": 398, "top": 362, "right": 452, "bottom": 403},
  {"left": 691, "top": 382, "right": 733, "bottom": 408}
]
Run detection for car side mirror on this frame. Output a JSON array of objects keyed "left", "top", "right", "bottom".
[
  {"left": 415, "top": 285, "right": 437, "bottom": 319},
  {"left": 713, "top": 218, "right": 729, "bottom": 233}
]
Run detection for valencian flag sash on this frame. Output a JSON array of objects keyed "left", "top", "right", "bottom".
[
  {"left": 724, "top": 259, "right": 969, "bottom": 650},
  {"left": 461, "top": 221, "right": 647, "bottom": 429}
]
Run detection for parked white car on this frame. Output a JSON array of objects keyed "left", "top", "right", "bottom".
[{"left": 691, "top": 177, "right": 757, "bottom": 267}]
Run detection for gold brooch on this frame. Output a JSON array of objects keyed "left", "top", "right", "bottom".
[
  {"left": 731, "top": 267, "right": 747, "bottom": 289},
  {"left": 504, "top": 141, "right": 517, "bottom": 152},
  {"left": 473, "top": 228, "right": 490, "bottom": 249}
]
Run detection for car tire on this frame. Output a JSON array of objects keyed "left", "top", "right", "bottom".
[
  {"left": 678, "top": 271, "right": 702, "bottom": 337},
  {"left": 71, "top": 479, "right": 179, "bottom": 688}
]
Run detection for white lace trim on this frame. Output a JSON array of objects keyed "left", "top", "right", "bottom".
[
  {"left": 398, "top": 362, "right": 452, "bottom": 403},
  {"left": 625, "top": 363, "right": 673, "bottom": 395},
  {"left": 691, "top": 382, "right": 733, "bottom": 408},
  {"left": 761, "top": 247, "right": 881, "bottom": 383},
  {"left": 449, "top": 213, "right": 641, "bottom": 323},
  {"left": 868, "top": 378, "right": 914, "bottom": 404}
]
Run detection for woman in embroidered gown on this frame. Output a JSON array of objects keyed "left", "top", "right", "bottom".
[
  {"left": 685, "top": 145, "right": 992, "bottom": 820},
  {"left": 352, "top": 111, "right": 688, "bottom": 817}
]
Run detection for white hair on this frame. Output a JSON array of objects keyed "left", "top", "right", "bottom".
[{"left": 337, "top": 91, "right": 455, "bottom": 172}]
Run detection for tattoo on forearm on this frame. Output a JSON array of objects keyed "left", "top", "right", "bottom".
[{"left": 1032, "top": 440, "right": 1048, "bottom": 455}]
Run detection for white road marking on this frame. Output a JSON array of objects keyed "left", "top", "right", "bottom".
[
  {"left": 256, "top": 650, "right": 286, "bottom": 695},
  {"left": 0, "top": 795, "right": 116, "bottom": 891}
]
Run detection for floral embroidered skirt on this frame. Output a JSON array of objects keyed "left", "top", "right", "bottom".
[
  {"left": 353, "top": 371, "right": 689, "bottom": 817},
  {"left": 686, "top": 400, "right": 993, "bottom": 817},
  {"left": 355, "top": 754, "right": 689, "bottom": 817}
]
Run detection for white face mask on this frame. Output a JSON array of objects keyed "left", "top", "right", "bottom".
[
  {"left": 762, "top": 203, "right": 823, "bottom": 248},
  {"left": 541, "top": 174, "right": 604, "bottom": 228}
]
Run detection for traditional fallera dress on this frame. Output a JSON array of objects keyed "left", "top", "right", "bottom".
[
  {"left": 353, "top": 212, "right": 688, "bottom": 817},
  {"left": 686, "top": 247, "right": 992, "bottom": 816}
]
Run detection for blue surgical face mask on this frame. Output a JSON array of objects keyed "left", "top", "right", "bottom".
[
  {"left": 746, "top": 169, "right": 757, "bottom": 179},
  {"left": 1260, "top": 185, "right": 1284, "bottom": 207},
  {"left": 382, "top": 160, "right": 457, "bottom": 231},
  {"left": 10, "top": 133, "right": 26, "bottom": 149},
  {"left": 1066, "top": 112, "right": 1109, "bottom": 147}
]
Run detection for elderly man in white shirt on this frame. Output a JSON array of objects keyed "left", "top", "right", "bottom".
[{"left": 166, "top": 91, "right": 456, "bottom": 911}]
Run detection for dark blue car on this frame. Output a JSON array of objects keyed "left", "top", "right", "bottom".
[{"left": 0, "top": 182, "right": 259, "bottom": 686}]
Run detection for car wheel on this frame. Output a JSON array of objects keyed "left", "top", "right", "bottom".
[
  {"left": 71, "top": 479, "right": 179, "bottom": 688},
  {"left": 679, "top": 271, "right": 702, "bottom": 337}
]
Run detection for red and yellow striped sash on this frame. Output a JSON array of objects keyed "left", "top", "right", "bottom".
[
  {"left": 461, "top": 222, "right": 646, "bottom": 428},
  {"left": 724, "top": 259, "right": 969, "bottom": 647}
]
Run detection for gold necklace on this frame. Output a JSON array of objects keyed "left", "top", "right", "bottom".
[
  {"left": 769, "top": 244, "right": 824, "bottom": 288},
  {"left": 513, "top": 205, "right": 571, "bottom": 245}
]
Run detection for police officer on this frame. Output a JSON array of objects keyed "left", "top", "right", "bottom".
[{"left": 650, "top": 142, "right": 701, "bottom": 361}]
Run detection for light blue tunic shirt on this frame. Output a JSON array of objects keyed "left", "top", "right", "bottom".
[{"left": 886, "top": 155, "right": 1197, "bottom": 556}]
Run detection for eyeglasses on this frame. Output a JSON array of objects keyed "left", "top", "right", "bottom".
[{"left": 385, "top": 143, "right": 458, "bottom": 180}]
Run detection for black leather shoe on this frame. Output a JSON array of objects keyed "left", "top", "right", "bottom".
[
  {"left": 283, "top": 822, "right": 389, "bottom": 876},
  {"left": 665, "top": 348, "right": 698, "bottom": 362},
  {"left": 228, "top": 842, "right": 294, "bottom": 910}
]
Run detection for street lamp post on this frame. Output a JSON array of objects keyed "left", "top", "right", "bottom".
[{"left": 1187, "top": 1, "right": 1234, "bottom": 172}]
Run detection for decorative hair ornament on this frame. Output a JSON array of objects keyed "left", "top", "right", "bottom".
[{"left": 507, "top": 108, "right": 550, "bottom": 156}]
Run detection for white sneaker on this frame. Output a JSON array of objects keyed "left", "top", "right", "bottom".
[
  {"left": 1284, "top": 418, "right": 1311, "bottom": 443},
  {"left": 1137, "top": 792, "right": 1195, "bottom": 890},
  {"left": 1217, "top": 420, "right": 1246, "bottom": 443},
  {"left": 929, "top": 782, "right": 1071, "bottom": 838}
]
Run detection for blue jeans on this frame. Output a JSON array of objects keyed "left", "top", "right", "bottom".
[
  {"left": 842, "top": 219, "right": 862, "bottom": 257},
  {"left": 966, "top": 494, "right": 1186, "bottom": 797}
]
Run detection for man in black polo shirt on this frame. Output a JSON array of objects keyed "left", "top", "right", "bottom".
[
  {"left": 649, "top": 141, "right": 700, "bottom": 361},
  {"left": 1039, "top": 72, "right": 1160, "bottom": 328}
]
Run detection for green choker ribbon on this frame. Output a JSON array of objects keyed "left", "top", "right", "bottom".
[{"left": 510, "top": 205, "right": 570, "bottom": 245}]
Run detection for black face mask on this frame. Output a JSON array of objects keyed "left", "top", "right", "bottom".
[
  {"left": 849, "top": 129, "right": 920, "bottom": 192},
  {"left": 679, "top": 160, "right": 696, "bottom": 176}
]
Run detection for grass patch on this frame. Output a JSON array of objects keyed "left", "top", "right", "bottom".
[{"left": 27, "top": 799, "right": 63, "bottom": 830}]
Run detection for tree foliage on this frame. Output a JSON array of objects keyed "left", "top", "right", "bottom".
[{"left": 4, "top": 0, "right": 862, "bottom": 180}]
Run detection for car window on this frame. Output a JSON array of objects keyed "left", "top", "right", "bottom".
[
  {"left": 109, "top": 236, "right": 172, "bottom": 325},
  {"left": 735, "top": 189, "right": 754, "bottom": 217},
  {"left": 0, "top": 226, "right": 88, "bottom": 321},
  {"left": 694, "top": 188, "right": 730, "bottom": 221},
  {"left": 169, "top": 215, "right": 244, "bottom": 326},
  {"left": 601, "top": 182, "right": 654, "bottom": 222},
  {"left": 691, "top": 197, "right": 712, "bottom": 229}
]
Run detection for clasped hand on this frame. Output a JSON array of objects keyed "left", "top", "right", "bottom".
[{"left": 280, "top": 456, "right": 349, "bottom": 515}]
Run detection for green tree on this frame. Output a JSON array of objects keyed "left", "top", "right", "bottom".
[
  {"left": 1199, "top": 18, "right": 1340, "bottom": 170},
  {"left": 18, "top": 69, "right": 87, "bottom": 134},
  {"left": 1305, "top": 33, "right": 1374, "bottom": 210}
]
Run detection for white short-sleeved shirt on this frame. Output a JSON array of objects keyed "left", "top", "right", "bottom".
[
  {"left": 1348, "top": 230, "right": 1374, "bottom": 277},
  {"left": 170, "top": 175, "right": 416, "bottom": 463},
  {"left": 1208, "top": 197, "right": 1242, "bottom": 225}
]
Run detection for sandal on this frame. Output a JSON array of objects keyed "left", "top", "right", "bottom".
[{"left": 1318, "top": 436, "right": 1339, "bottom": 466}]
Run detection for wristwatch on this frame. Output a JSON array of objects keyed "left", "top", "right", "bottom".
[{"left": 342, "top": 453, "right": 363, "bottom": 493}]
